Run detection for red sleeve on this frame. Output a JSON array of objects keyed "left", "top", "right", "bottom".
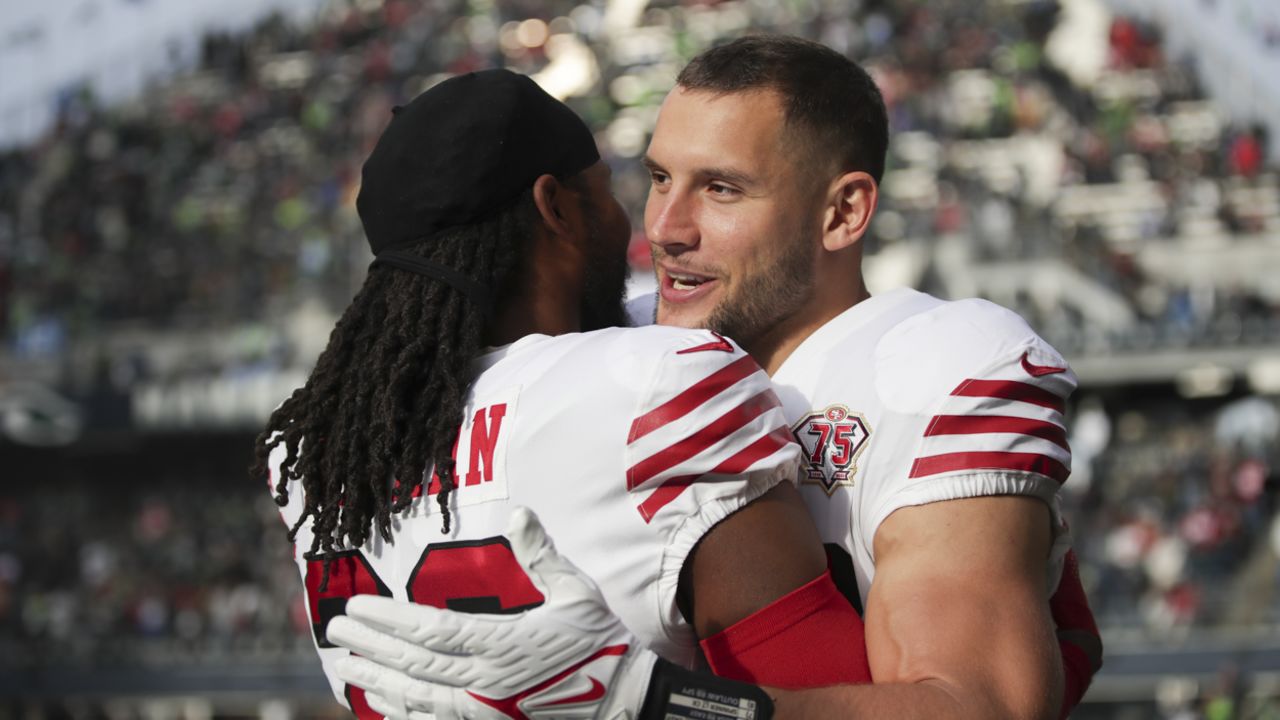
[
  {"left": 699, "top": 570, "right": 872, "bottom": 689},
  {"left": 1052, "top": 550, "right": 1103, "bottom": 719}
]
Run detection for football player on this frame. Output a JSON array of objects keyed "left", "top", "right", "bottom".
[
  {"left": 252, "top": 68, "right": 872, "bottom": 720},
  {"left": 332, "top": 36, "right": 1102, "bottom": 720}
]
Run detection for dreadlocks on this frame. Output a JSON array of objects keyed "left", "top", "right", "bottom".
[{"left": 249, "top": 190, "right": 534, "bottom": 567}]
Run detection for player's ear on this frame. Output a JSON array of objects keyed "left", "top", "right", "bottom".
[
  {"left": 821, "top": 171, "right": 878, "bottom": 253},
  {"left": 532, "top": 173, "right": 574, "bottom": 238}
]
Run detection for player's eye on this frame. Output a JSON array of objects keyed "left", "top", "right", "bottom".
[
  {"left": 649, "top": 170, "right": 670, "bottom": 186},
  {"left": 708, "top": 183, "right": 740, "bottom": 199}
]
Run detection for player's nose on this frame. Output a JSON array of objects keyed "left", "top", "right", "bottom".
[{"left": 645, "top": 190, "right": 699, "bottom": 254}]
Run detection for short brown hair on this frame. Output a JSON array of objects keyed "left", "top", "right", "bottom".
[{"left": 677, "top": 35, "right": 889, "bottom": 184}]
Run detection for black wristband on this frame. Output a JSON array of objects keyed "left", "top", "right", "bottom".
[{"left": 638, "top": 658, "right": 774, "bottom": 720}]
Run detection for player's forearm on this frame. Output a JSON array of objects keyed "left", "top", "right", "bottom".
[
  {"left": 769, "top": 678, "right": 1058, "bottom": 720},
  {"left": 770, "top": 681, "right": 964, "bottom": 720}
]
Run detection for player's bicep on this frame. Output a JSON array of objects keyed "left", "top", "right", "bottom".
[
  {"left": 680, "top": 481, "right": 827, "bottom": 636},
  {"left": 866, "top": 495, "right": 1061, "bottom": 720}
]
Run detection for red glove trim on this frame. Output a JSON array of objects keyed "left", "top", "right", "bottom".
[{"left": 699, "top": 570, "right": 871, "bottom": 689}]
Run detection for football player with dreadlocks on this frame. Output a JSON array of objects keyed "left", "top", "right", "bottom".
[{"left": 252, "top": 69, "right": 871, "bottom": 719}]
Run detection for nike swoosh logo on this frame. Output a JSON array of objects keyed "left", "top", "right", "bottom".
[
  {"left": 1021, "top": 350, "right": 1067, "bottom": 377},
  {"left": 541, "top": 677, "right": 607, "bottom": 707},
  {"left": 676, "top": 331, "right": 734, "bottom": 355},
  {"left": 468, "top": 644, "right": 629, "bottom": 718}
]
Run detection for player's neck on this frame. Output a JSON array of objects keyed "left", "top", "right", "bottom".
[
  {"left": 746, "top": 272, "right": 870, "bottom": 376},
  {"left": 486, "top": 269, "right": 582, "bottom": 346},
  {"left": 487, "top": 297, "right": 579, "bottom": 346}
]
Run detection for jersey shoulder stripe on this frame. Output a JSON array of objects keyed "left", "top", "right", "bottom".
[
  {"left": 622, "top": 330, "right": 798, "bottom": 523},
  {"left": 636, "top": 425, "right": 794, "bottom": 522},
  {"left": 893, "top": 301, "right": 1078, "bottom": 485},
  {"left": 925, "top": 415, "right": 1069, "bottom": 451},
  {"left": 908, "top": 350, "right": 1075, "bottom": 483},
  {"left": 626, "top": 387, "right": 782, "bottom": 491},
  {"left": 909, "top": 450, "right": 1070, "bottom": 483},
  {"left": 628, "top": 354, "right": 760, "bottom": 443},
  {"left": 949, "top": 378, "right": 1067, "bottom": 413}
]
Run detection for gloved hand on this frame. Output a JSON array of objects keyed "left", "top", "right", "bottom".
[{"left": 326, "top": 507, "right": 658, "bottom": 720}]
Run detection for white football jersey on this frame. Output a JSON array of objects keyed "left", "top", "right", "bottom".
[
  {"left": 769, "top": 288, "right": 1075, "bottom": 607},
  {"left": 271, "top": 326, "right": 801, "bottom": 713}
]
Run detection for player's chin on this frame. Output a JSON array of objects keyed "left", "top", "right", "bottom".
[{"left": 655, "top": 298, "right": 715, "bottom": 330}]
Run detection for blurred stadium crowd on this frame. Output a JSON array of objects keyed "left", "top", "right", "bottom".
[
  {"left": 1, "top": 479, "right": 304, "bottom": 668},
  {"left": 2, "top": 0, "right": 1280, "bottom": 715}
]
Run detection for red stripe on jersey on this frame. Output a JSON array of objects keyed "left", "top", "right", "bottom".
[
  {"left": 628, "top": 355, "right": 760, "bottom": 444},
  {"left": 638, "top": 426, "right": 795, "bottom": 522},
  {"left": 714, "top": 425, "right": 796, "bottom": 473},
  {"left": 626, "top": 388, "right": 781, "bottom": 491},
  {"left": 909, "top": 451, "right": 1070, "bottom": 483},
  {"left": 951, "top": 379, "right": 1065, "bottom": 413},
  {"left": 925, "top": 415, "right": 1069, "bottom": 451},
  {"left": 637, "top": 475, "right": 696, "bottom": 524}
]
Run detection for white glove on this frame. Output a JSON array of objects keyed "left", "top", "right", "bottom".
[{"left": 326, "top": 507, "right": 658, "bottom": 720}]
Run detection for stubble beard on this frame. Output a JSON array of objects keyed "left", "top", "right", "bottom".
[
  {"left": 658, "top": 211, "right": 819, "bottom": 348},
  {"left": 702, "top": 232, "right": 815, "bottom": 349}
]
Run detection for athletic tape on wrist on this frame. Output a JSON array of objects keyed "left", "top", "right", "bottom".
[{"left": 638, "top": 658, "right": 774, "bottom": 720}]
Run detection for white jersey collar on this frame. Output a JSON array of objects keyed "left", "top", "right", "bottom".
[{"left": 475, "top": 333, "right": 553, "bottom": 372}]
